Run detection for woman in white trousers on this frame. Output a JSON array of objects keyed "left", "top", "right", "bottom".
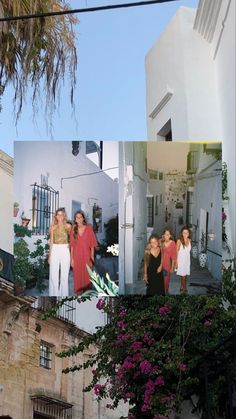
[{"left": 48, "top": 208, "right": 71, "bottom": 296}]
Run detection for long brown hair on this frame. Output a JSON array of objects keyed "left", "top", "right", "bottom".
[
  {"left": 162, "top": 228, "right": 174, "bottom": 241},
  {"left": 179, "top": 226, "right": 191, "bottom": 248},
  {"left": 73, "top": 210, "right": 87, "bottom": 239},
  {"left": 144, "top": 234, "right": 160, "bottom": 268}
]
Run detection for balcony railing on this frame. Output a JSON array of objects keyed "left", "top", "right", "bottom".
[{"left": 32, "top": 297, "right": 76, "bottom": 324}]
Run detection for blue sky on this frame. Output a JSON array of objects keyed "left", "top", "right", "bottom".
[{"left": 0, "top": 0, "right": 198, "bottom": 156}]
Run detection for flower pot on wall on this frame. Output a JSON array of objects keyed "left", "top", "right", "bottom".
[
  {"left": 14, "top": 202, "right": 20, "bottom": 217},
  {"left": 199, "top": 252, "right": 207, "bottom": 268}
]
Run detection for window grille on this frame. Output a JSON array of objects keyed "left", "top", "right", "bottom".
[
  {"left": 31, "top": 183, "right": 59, "bottom": 235},
  {"left": 31, "top": 395, "right": 73, "bottom": 419},
  {"left": 40, "top": 341, "right": 53, "bottom": 369},
  {"left": 147, "top": 197, "right": 154, "bottom": 228}
]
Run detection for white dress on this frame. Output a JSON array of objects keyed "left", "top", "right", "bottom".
[{"left": 177, "top": 242, "right": 191, "bottom": 276}]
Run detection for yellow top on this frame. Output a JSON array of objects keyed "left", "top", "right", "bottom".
[{"left": 53, "top": 224, "right": 69, "bottom": 244}]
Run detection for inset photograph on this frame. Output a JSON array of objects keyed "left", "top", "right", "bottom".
[
  {"left": 13, "top": 141, "right": 118, "bottom": 296},
  {"left": 119, "top": 141, "right": 222, "bottom": 295}
]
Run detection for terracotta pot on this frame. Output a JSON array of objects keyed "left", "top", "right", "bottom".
[{"left": 14, "top": 207, "right": 19, "bottom": 217}]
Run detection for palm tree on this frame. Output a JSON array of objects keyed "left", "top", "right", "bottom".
[{"left": 0, "top": 0, "right": 78, "bottom": 128}]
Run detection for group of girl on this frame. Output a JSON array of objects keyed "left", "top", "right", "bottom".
[
  {"left": 144, "top": 227, "right": 191, "bottom": 295},
  {"left": 48, "top": 208, "right": 97, "bottom": 296}
]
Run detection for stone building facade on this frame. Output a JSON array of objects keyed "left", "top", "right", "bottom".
[{"left": 0, "top": 278, "right": 127, "bottom": 419}]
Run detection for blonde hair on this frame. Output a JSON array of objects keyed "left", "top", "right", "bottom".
[
  {"left": 52, "top": 207, "right": 67, "bottom": 226},
  {"left": 144, "top": 234, "right": 160, "bottom": 268}
]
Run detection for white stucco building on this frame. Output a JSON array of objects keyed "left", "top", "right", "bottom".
[
  {"left": 145, "top": 0, "right": 235, "bottom": 255},
  {"left": 119, "top": 141, "right": 147, "bottom": 294},
  {"left": 186, "top": 143, "right": 222, "bottom": 279},
  {"left": 14, "top": 141, "right": 118, "bottom": 251}
]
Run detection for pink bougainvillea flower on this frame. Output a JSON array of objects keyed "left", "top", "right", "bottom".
[
  {"left": 159, "top": 304, "right": 169, "bottom": 316},
  {"left": 117, "top": 333, "right": 130, "bottom": 342},
  {"left": 140, "top": 360, "right": 155, "bottom": 374},
  {"left": 96, "top": 298, "right": 106, "bottom": 310},
  {"left": 222, "top": 211, "right": 227, "bottom": 222},
  {"left": 131, "top": 341, "right": 143, "bottom": 351},
  {"left": 94, "top": 383, "right": 104, "bottom": 396},
  {"left": 143, "top": 332, "right": 155, "bottom": 346},
  {"left": 128, "top": 413, "right": 136, "bottom": 419},
  {"left": 132, "top": 352, "right": 142, "bottom": 361},
  {"left": 141, "top": 403, "right": 151, "bottom": 412},
  {"left": 177, "top": 363, "right": 187, "bottom": 372},
  {"left": 117, "top": 320, "right": 126, "bottom": 328},
  {"left": 122, "top": 359, "right": 135, "bottom": 370},
  {"left": 155, "top": 376, "right": 165, "bottom": 386},
  {"left": 119, "top": 308, "right": 127, "bottom": 317},
  {"left": 204, "top": 319, "right": 213, "bottom": 326}
]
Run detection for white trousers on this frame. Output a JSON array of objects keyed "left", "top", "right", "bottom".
[{"left": 49, "top": 244, "right": 70, "bottom": 296}]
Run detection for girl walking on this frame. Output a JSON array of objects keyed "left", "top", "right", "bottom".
[
  {"left": 70, "top": 210, "right": 98, "bottom": 294},
  {"left": 176, "top": 227, "right": 191, "bottom": 294},
  {"left": 161, "top": 229, "right": 177, "bottom": 294},
  {"left": 144, "top": 234, "right": 165, "bottom": 296},
  {"left": 48, "top": 208, "right": 71, "bottom": 296}
]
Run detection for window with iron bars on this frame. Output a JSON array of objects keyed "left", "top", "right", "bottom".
[
  {"left": 147, "top": 196, "right": 154, "bottom": 228},
  {"left": 31, "top": 183, "right": 59, "bottom": 235},
  {"left": 40, "top": 341, "right": 53, "bottom": 369}
]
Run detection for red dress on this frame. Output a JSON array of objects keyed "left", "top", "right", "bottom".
[
  {"left": 70, "top": 225, "right": 98, "bottom": 293},
  {"left": 162, "top": 240, "right": 177, "bottom": 293}
]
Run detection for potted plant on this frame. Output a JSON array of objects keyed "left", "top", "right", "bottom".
[
  {"left": 14, "top": 223, "right": 32, "bottom": 238},
  {"left": 198, "top": 232, "right": 207, "bottom": 268},
  {"left": 13, "top": 202, "right": 20, "bottom": 217},
  {"left": 21, "top": 211, "right": 31, "bottom": 227}
]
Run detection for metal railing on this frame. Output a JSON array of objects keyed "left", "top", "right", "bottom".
[{"left": 32, "top": 297, "right": 76, "bottom": 324}]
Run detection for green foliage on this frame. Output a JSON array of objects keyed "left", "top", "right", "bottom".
[
  {"left": 14, "top": 239, "right": 32, "bottom": 287},
  {"left": 222, "top": 162, "right": 229, "bottom": 201},
  {"left": 14, "top": 224, "right": 49, "bottom": 291},
  {"left": 14, "top": 223, "right": 32, "bottom": 238},
  {"left": 50, "top": 260, "right": 236, "bottom": 419},
  {"left": 30, "top": 238, "right": 49, "bottom": 291},
  {"left": 80, "top": 266, "right": 119, "bottom": 297}
]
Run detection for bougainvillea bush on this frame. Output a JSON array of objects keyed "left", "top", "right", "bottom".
[{"left": 46, "top": 264, "right": 236, "bottom": 419}]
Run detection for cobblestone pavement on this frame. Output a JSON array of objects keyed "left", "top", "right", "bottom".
[{"left": 125, "top": 256, "right": 222, "bottom": 296}]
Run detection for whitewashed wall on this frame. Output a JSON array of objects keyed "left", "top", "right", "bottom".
[
  {"left": 145, "top": 1, "right": 235, "bottom": 254},
  {"left": 146, "top": 7, "right": 221, "bottom": 141},
  {"left": 119, "top": 142, "right": 147, "bottom": 293},
  {"left": 0, "top": 150, "right": 13, "bottom": 254},
  {"left": 192, "top": 152, "right": 222, "bottom": 280}
]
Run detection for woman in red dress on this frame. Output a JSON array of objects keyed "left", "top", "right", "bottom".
[
  {"left": 161, "top": 228, "right": 177, "bottom": 294},
  {"left": 70, "top": 210, "right": 98, "bottom": 294}
]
